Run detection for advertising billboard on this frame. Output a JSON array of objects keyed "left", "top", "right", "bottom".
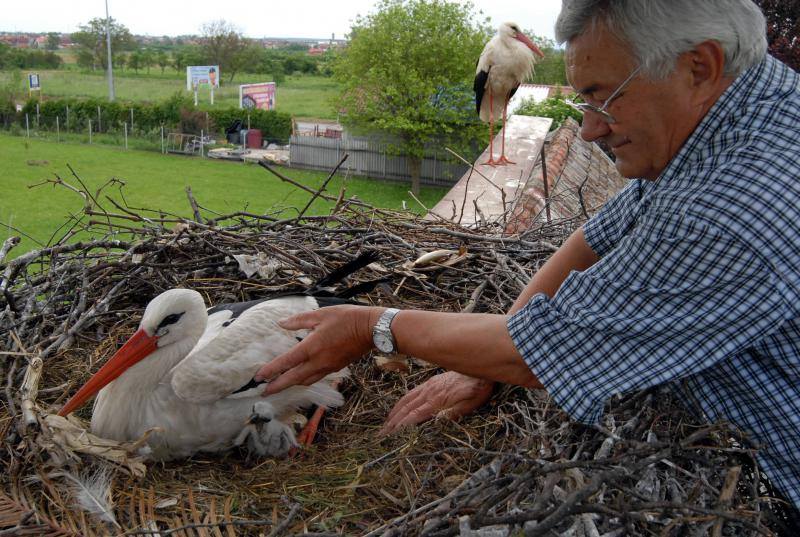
[
  {"left": 186, "top": 66, "right": 220, "bottom": 90},
  {"left": 239, "top": 82, "right": 276, "bottom": 111}
]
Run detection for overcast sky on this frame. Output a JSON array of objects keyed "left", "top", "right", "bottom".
[{"left": 2, "top": 0, "right": 564, "bottom": 41}]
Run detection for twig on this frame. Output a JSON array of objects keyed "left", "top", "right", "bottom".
[
  {"left": 0, "top": 236, "right": 20, "bottom": 265},
  {"left": 185, "top": 186, "right": 204, "bottom": 224},
  {"left": 297, "top": 154, "right": 348, "bottom": 219}
]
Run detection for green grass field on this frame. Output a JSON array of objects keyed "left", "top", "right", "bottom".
[
  {"left": 1, "top": 69, "right": 341, "bottom": 119},
  {"left": 0, "top": 134, "right": 447, "bottom": 257}
]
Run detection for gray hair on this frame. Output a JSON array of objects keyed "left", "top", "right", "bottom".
[{"left": 555, "top": 0, "right": 767, "bottom": 79}]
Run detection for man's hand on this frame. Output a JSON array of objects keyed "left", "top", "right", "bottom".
[
  {"left": 255, "top": 305, "right": 381, "bottom": 395},
  {"left": 379, "top": 371, "right": 494, "bottom": 435}
]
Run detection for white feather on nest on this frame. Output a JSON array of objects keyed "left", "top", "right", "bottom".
[{"left": 54, "top": 467, "right": 120, "bottom": 528}]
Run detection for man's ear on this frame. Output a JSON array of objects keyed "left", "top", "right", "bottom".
[{"left": 685, "top": 40, "right": 728, "bottom": 106}]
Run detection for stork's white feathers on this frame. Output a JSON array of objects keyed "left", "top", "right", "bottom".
[
  {"left": 475, "top": 22, "right": 540, "bottom": 122},
  {"left": 172, "top": 295, "right": 318, "bottom": 403}
]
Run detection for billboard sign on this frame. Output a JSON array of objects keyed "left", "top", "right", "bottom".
[
  {"left": 239, "top": 82, "right": 276, "bottom": 110},
  {"left": 186, "top": 66, "right": 220, "bottom": 90},
  {"left": 29, "top": 73, "right": 40, "bottom": 90}
]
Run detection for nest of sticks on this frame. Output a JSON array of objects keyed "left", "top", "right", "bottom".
[{"left": 0, "top": 163, "right": 788, "bottom": 536}]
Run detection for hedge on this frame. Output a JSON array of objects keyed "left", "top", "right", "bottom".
[{"left": 18, "top": 93, "right": 292, "bottom": 142}]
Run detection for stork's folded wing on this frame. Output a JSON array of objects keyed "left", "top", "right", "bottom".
[{"left": 170, "top": 295, "right": 319, "bottom": 403}]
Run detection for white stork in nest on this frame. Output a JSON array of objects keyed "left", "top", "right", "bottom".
[
  {"left": 58, "top": 252, "right": 379, "bottom": 460},
  {"left": 475, "top": 22, "right": 545, "bottom": 166}
]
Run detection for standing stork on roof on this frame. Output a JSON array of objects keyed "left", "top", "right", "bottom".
[
  {"left": 57, "top": 253, "right": 379, "bottom": 460},
  {"left": 475, "top": 22, "right": 545, "bottom": 166}
]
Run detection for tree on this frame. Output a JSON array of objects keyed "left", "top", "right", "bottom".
[
  {"left": 71, "top": 17, "right": 136, "bottom": 70},
  {"left": 46, "top": 32, "right": 61, "bottom": 51},
  {"left": 128, "top": 50, "right": 143, "bottom": 73},
  {"left": 752, "top": 0, "right": 800, "bottom": 71},
  {"left": 157, "top": 50, "right": 170, "bottom": 74},
  {"left": 232, "top": 42, "right": 265, "bottom": 81},
  {"left": 335, "top": 0, "right": 491, "bottom": 194},
  {"left": 140, "top": 48, "right": 155, "bottom": 74},
  {"left": 524, "top": 33, "right": 568, "bottom": 86},
  {"left": 199, "top": 20, "right": 247, "bottom": 83}
]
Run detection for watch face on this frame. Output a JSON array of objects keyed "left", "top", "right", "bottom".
[{"left": 374, "top": 332, "right": 394, "bottom": 353}]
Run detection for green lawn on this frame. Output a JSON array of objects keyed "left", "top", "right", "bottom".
[
  {"left": 1, "top": 69, "right": 341, "bottom": 119},
  {"left": 0, "top": 134, "right": 447, "bottom": 257}
]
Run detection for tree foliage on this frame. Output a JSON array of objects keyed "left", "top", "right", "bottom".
[
  {"left": 515, "top": 93, "right": 582, "bottom": 131},
  {"left": 71, "top": 17, "right": 136, "bottom": 71},
  {"left": 334, "top": 0, "right": 491, "bottom": 193},
  {"left": 199, "top": 20, "right": 247, "bottom": 83},
  {"left": 0, "top": 44, "right": 62, "bottom": 69},
  {"left": 525, "top": 33, "right": 568, "bottom": 86},
  {"left": 45, "top": 33, "right": 61, "bottom": 51},
  {"left": 752, "top": 0, "right": 800, "bottom": 71}
]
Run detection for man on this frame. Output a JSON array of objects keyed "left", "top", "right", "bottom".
[{"left": 257, "top": 0, "right": 800, "bottom": 518}]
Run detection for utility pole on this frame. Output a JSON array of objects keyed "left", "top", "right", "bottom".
[{"left": 105, "top": 0, "right": 115, "bottom": 101}]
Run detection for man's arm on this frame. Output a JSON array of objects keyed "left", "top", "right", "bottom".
[
  {"left": 379, "top": 227, "right": 599, "bottom": 433},
  {"left": 510, "top": 227, "right": 600, "bottom": 312}
]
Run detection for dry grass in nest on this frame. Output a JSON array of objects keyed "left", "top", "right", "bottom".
[{"left": 0, "top": 166, "right": 788, "bottom": 536}]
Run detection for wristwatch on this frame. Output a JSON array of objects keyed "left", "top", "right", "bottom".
[{"left": 372, "top": 308, "right": 400, "bottom": 353}]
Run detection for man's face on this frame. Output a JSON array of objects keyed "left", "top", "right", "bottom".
[{"left": 566, "top": 25, "right": 705, "bottom": 180}]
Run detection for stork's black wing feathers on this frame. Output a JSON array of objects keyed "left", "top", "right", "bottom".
[
  {"left": 508, "top": 83, "right": 520, "bottom": 101},
  {"left": 208, "top": 251, "right": 381, "bottom": 321},
  {"left": 474, "top": 67, "right": 490, "bottom": 115},
  {"left": 308, "top": 250, "right": 380, "bottom": 293},
  {"left": 231, "top": 377, "right": 265, "bottom": 394}
]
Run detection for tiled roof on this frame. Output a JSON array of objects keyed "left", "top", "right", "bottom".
[{"left": 505, "top": 118, "right": 627, "bottom": 234}]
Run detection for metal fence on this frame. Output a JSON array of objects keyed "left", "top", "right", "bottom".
[{"left": 289, "top": 135, "right": 470, "bottom": 187}]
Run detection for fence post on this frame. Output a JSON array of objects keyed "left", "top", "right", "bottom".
[
  {"left": 97, "top": 105, "right": 101, "bottom": 132},
  {"left": 25, "top": 114, "right": 29, "bottom": 137},
  {"left": 124, "top": 122, "right": 128, "bottom": 149},
  {"left": 200, "top": 129, "right": 204, "bottom": 158},
  {"left": 89, "top": 119, "right": 92, "bottom": 144},
  {"left": 35, "top": 103, "right": 39, "bottom": 128},
  {"left": 65, "top": 105, "right": 69, "bottom": 131},
  {"left": 56, "top": 116, "right": 59, "bottom": 142},
  {"left": 161, "top": 126, "right": 165, "bottom": 154},
  {"left": 130, "top": 108, "right": 134, "bottom": 132}
]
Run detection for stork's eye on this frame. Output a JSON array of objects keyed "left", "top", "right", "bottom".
[{"left": 157, "top": 312, "right": 185, "bottom": 330}]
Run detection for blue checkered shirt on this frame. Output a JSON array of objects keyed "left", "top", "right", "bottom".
[{"left": 508, "top": 55, "right": 800, "bottom": 507}]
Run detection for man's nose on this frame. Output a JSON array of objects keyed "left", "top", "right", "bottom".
[{"left": 579, "top": 112, "right": 612, "bottom": 142}]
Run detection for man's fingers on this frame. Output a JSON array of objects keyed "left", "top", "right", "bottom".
[
  {"left": 255, "top": 346, "right": 307, "bottom": 382},
  {"left": 380, "top": 398, "right": 439, "bottom": 435},
  {"left": 277, "top": 311, "right": 319, "bottom": 331},
  {"left": 262, "top": 362, "right": 318, "bottom": 395},
  {"left": 385, "top": 384, "right": 426, "bottom": 423}
]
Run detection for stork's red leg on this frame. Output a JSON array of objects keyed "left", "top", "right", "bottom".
[
  {"left": 291, "top": 405, "right": 326, "bottom": 455},
  {"left": 482, "top": 89, "right": 498, "bottom": 166},
  {"left": 290, "top": 379, "right": 341, "bottom": 457},
  {"left": 497, "top": 99, "right": 516, "bottom": 165}
]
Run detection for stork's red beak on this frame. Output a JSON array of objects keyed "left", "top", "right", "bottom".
[
  {"left": 58, "top": 329, "right": 159, "bottom": 416},
  {"left": 515, "top": 33, "right": 545, "bottom": 59}
]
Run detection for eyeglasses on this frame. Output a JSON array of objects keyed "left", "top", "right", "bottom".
[{"left": 567, "top": 66, "right": 642, "bottom": 124}]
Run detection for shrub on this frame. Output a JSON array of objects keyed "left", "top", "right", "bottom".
[
  {"left": 515, "top": 93, "right": 583, "bottom": 131},
  {"left": 16, "top": 95, "right": 291, "bottom": 141}
]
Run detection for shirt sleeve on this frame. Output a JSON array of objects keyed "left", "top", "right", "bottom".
[
  {"left": 583, "top": 179, "right": 642, "bottom": 257},
  {"left": 508, "top": 214, "right": 792, "bottom": 425}
]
